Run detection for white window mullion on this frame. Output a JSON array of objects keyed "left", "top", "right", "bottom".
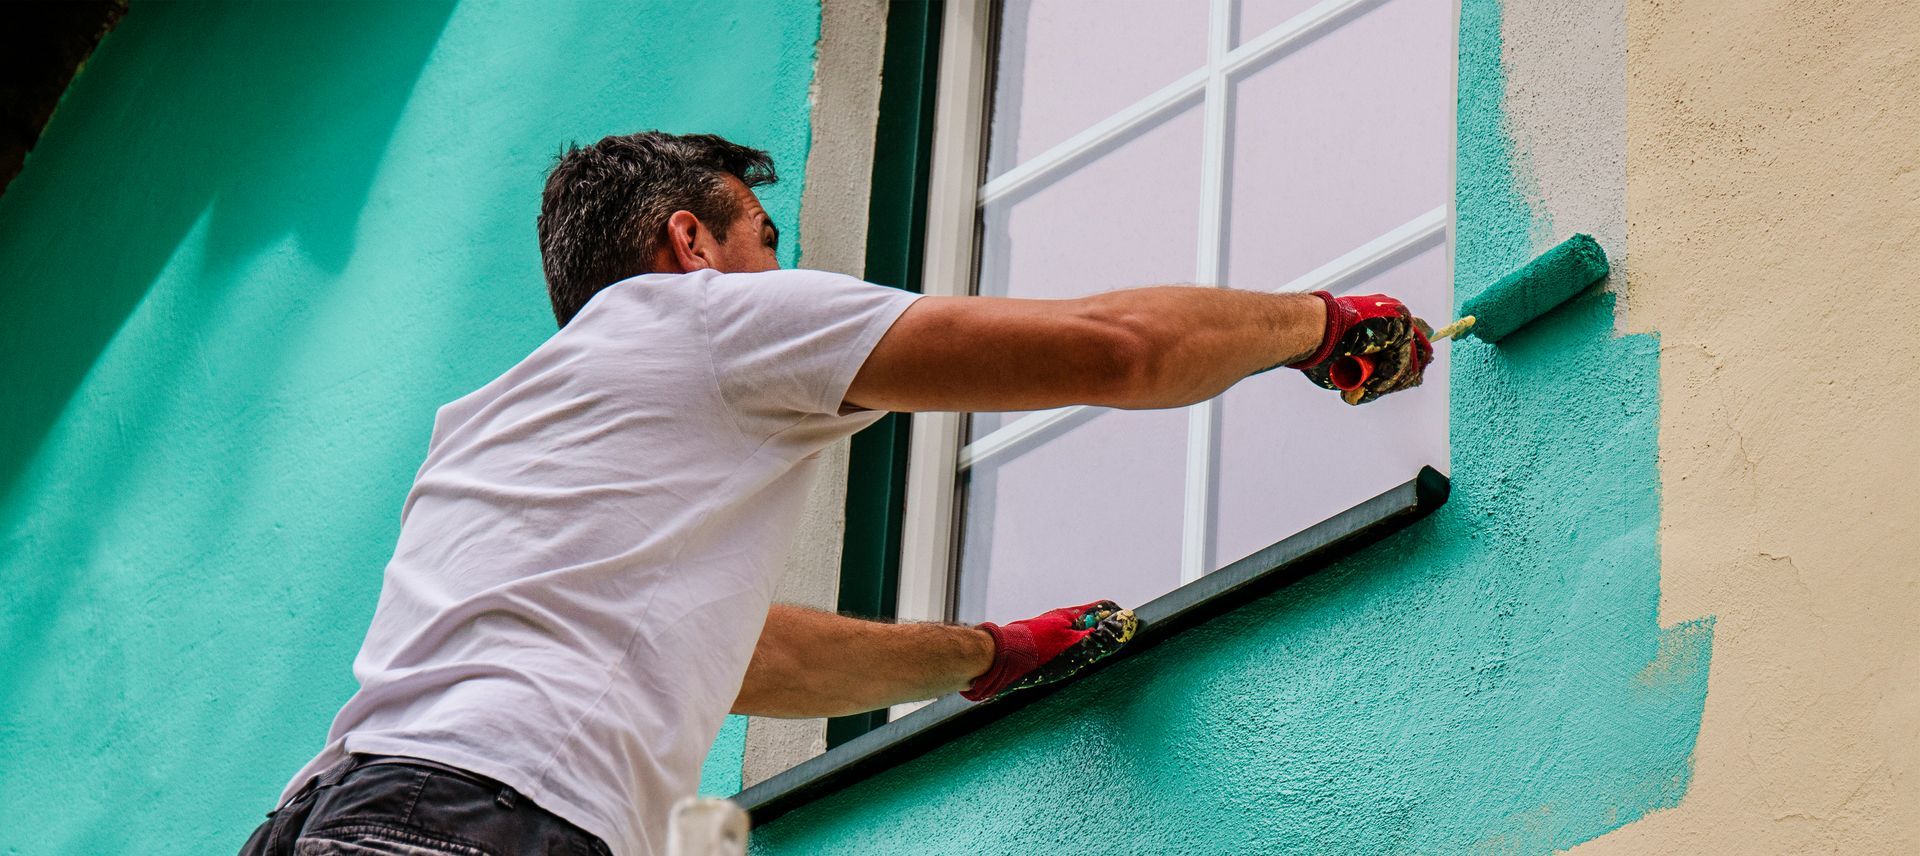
[
  {"left": 977, "top": 0, "right": 1376, "bottom": 209},
  {"left": 897, "top": 0, "right": 995, "bottom": 629},
  {"left": 977, "top": 66, "right": 1208, "bottom": 207},
  {"left": 1219, "top": 0, "right": 1383, "bottom": 78},
  {"left": 1180, "top": 0, "right": 1237, "bottom": 585}
]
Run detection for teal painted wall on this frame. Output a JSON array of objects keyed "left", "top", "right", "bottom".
[
  {"left": 749, "top": 1, "right": 1713, "bottom": 853},
  {"left": 0, "top": 1, "right": 818, "bottom": 851}
]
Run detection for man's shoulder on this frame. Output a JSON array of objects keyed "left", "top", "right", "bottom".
[
  {"left": 597, "top": 268, "right": 873, "bottom": 304},
  {"left": 569, "top": 269, "right": 904, "bottom": 338},
  {"left": 700, "top": 268, "right": 907, "bottom": 313},
  {"left": 706, "top": 267, "right": 873, "bottom": 290}
]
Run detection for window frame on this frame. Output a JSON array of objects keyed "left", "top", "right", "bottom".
[
  {"left": 901, "top": 0, "right": 1457, "bottom": 627},
  {"left": 735, "top": 0, "right": 1461, "bottom": 812},
  {"left": 821, "top": 0, "right": 946, "bottom": 750},
  {"left": 741, "top": 468, "right": 1448, "bottom": 822}
]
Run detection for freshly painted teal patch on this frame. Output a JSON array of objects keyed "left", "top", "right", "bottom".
[
  {"left": 750, "top": 1, "right": 1710, "bottom": 853},
  {"left": 700, "top": 715, "right": 752, "bottom": 797},
  {"left": 0, "top": 1, "right": 816, "bottom": 852}
]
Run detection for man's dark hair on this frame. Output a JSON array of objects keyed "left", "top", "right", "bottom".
[{"left": 537, "top": 131, "right": 776, "bottom": 326}]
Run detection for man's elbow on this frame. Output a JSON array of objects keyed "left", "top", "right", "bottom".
[{"left": 1081, "top": 310, "right": 1179, "bottom": 409}]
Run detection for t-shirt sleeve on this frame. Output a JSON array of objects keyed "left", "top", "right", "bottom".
[{"left": 702, "top": 269, "right": 921, "bottom": 425}]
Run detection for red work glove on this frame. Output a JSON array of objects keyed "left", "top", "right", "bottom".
[
  {"left": 962, "top": 600, "right": 1138, "bottom": 702},
  {"left": 1289, "top": 291, "right": 1435, "bottom": 405}
]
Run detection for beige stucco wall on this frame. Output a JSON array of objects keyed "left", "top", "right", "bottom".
[{"left": 1573, "top": 0, "right": 1920, "bottom": 851}]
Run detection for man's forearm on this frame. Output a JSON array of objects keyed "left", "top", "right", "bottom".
[
  {"left": 732, "top": 604, "right": 993, "bottom": 718},
  {"left": 846, "top": 283, "right": 1332, "bottom": 414},
  {"left": 1082, "top": 286, "right": 1327, "bottom": 410}
]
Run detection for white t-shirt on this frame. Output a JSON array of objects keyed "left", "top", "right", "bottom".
[{"left": 282, "top": 268, "right": 921, "bottom": 856}]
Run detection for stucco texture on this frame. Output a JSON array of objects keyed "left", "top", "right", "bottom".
[
  {"left": 749, "top": 1, "right": 1711, "bottom": 852},
  {"left": 1571, "top": 0, "right": 1920, "bottom": 852},
  {"left": 0, "top": 1, "right": 819, "bottom": 851}
]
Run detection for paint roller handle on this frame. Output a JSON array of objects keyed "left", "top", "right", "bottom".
[
  {"left": 1328, "top": 353, "right": 1376, "bottom": 391},
  {"left": 1432, "top": 316, "right": 1476, "bottom": 340}
]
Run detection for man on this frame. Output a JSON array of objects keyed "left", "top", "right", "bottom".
[{"left": 242, "top": 131, "right": 1431, "bottom": 856}]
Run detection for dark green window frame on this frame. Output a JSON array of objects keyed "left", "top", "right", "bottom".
[{"left": 825, "top": 0, "right": 947, "bottom": 749}]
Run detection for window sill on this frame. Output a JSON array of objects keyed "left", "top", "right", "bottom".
[{"left": 734, "top": 466, "right": 1450, "bottom": 824}]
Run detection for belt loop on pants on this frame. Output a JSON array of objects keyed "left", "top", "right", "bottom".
[
  {"left": 317, "top": 754, "right": 360, "bottom": 788},
  {"left": 277, "top": 753, "right": 358, "bottom": 814}
]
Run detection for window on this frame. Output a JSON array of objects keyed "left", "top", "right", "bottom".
[
  {"left": 899, "top": 0, "right": 1458, "bottom": 628},
  {"left": 738, "top": 0, "right": 1460, "bottom": 805}
]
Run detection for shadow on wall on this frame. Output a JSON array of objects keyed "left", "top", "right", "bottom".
[
  {"left": 0, "top": 0, "right": 451, "bottom": 690},
  {"left": 0, "top": 2, "right": 453, "bottom": 852},
  {"left": 0, "top": 0, "right": 826, "bottom": 851},
  {"left": 0, "top": 0, "right": 455, "bottom": 507}
]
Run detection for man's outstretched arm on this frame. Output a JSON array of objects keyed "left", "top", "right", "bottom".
[
  {"left": 845, "top": 285, "right": 1432, "bottom": 412},
  {"left": 845, "top": 286, "right": 1328, "bottom": 413},
  {"left": 731, "top": 604, "right": 993, "bottom": 718},
  {"left": 731, "top": 601, "right": 1134, "bottom": 717}
]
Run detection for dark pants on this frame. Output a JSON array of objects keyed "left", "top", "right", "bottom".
[{"left": 239, "top": 754, "right": 611, "bottom": 856}]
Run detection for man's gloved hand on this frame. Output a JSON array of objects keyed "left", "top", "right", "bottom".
[
  {"left": 1288, "top": 291, "right": 1435, "bottom": 405},
  {"left": 962, "top": 600, "right": 1138, "bottom": 702}
]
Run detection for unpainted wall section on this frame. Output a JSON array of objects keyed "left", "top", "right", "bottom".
[
  {"left": 0, "top": 1, "right": 822, "bottom": 850},
  {"left": 1573, "top": 0, "right": 1920, "bottom": 851},
  {"left": 750, "top": 1, "right": 1710, "bottom": 851}
]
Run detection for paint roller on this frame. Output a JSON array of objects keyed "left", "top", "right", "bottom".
[{"left": 1327, "top": 233, "right": 1612, "bottom": 392}]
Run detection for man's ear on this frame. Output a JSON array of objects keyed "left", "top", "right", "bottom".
[{"left": 660, "top": 210, "right": 713, "bottom": 273}]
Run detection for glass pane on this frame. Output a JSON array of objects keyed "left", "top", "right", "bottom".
[
  {"left": 1211, "top": 243, "right": 1451, "bottom": 567},
  {"left": 957, "top": 407, "right": 1189, "bottom": 624},
  {"left": 987, "top": 0, "right": 1209, "bottom": 178},
  {"left": 1233, "top": 0, "right": 1326, "bottom": 47},
  {"left": 1222, "top": 0, "right": 1454, "bottom": 287},
  {"left": 971, "top": 102, "right": 1204, "bottom": 437}
]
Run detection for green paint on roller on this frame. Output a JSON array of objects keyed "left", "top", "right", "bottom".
[{"left": 1461, "top": 233, "right": 1611, "bottom": 342}]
